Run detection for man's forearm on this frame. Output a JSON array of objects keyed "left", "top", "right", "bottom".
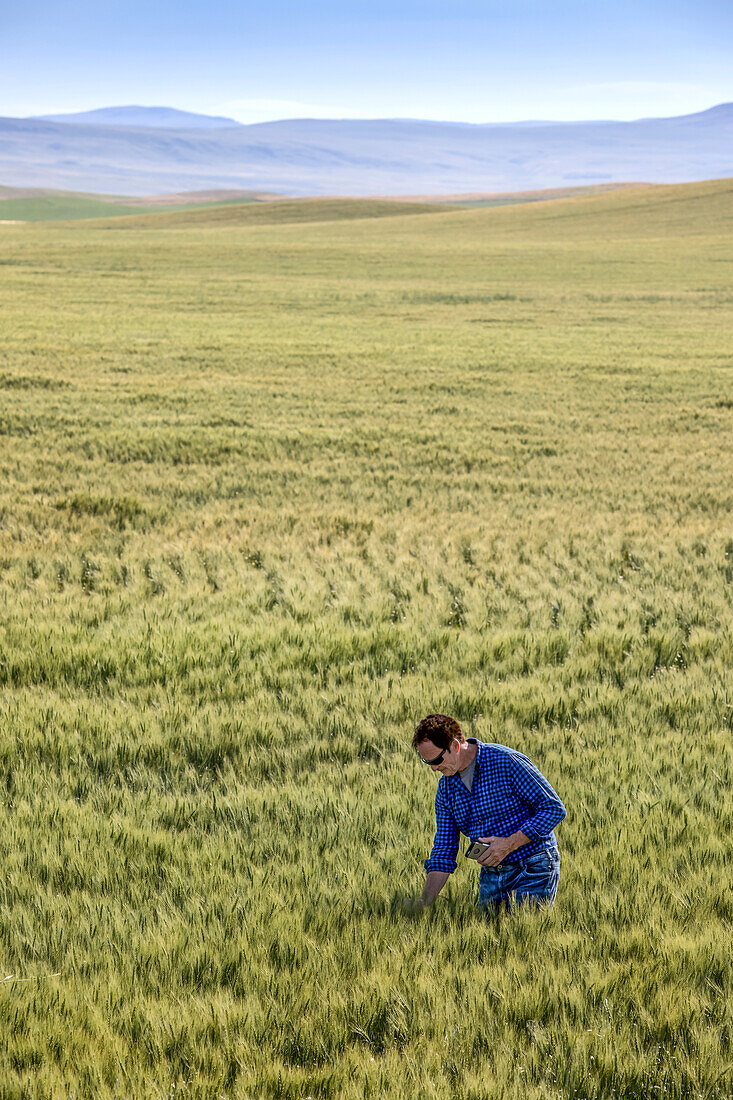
[
  {"left": 506, "top": 830, "right": 531, "bottom": 854},
  {"left": 421, "top": 871, "right": 451, "bottom": 905},
  {"left": 476, "top": 831, "right": 532, "bottom": 867}
]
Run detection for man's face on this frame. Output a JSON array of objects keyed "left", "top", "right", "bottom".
[{"left": 417, "top": 737, "right": 462, "bottom": 776}]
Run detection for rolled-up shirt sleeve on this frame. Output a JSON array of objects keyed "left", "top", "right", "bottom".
[
  {"left": 506, "top": 753, "right": 566, "bottom": 839},
  {"left": 424, "top": 782, "right": 460, "bottom": 874}
]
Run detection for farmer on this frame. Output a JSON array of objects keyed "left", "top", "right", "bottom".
[{"left": 405, "top": 714, "right": 566, "bottom": 914}]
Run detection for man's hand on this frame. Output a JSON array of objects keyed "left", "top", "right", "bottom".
[
  {"left": 476, "top": 832, "right": 530, "bottom": 867},
  {"left": 403, "top": 871, "right": 451, "bottom": 913}
]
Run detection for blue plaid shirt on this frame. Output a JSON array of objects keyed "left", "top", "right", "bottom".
[{"left": 424, "top": 740, "right": 566, "bottom": 874}]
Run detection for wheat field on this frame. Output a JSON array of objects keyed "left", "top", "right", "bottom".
[{"left": 0, "top": 179, "right": 731, "bottom": 1098}]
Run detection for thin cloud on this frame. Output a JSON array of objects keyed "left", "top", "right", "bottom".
[
  {"left": 562, "top": 80, "right": 711, "bottom": 96},
  {"left": 549, "top": 80, "right": 725, "bottom": 120},
  {"left": 217, "top": 98, "right": 366, "bottom": 123}
]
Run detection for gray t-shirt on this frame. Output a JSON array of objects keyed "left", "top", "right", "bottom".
[{"left": 459, "top": 758, "right": 476, "bottom": 791}]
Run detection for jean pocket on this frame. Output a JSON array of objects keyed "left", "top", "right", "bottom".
[{"left": 522, "top": 850, "right": 553, "bottom": 872}]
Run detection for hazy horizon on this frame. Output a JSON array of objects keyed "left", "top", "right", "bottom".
[
  {"left": 3, "top": 106, "right": 731, "bottom": 197},
  {"left": 3, "top": 1, "right": 732, "bottom": 126},
  {"left": 21, "top": 99, "right": 732, "bottom": 129}
]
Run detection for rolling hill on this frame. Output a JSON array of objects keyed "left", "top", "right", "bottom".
[
  {"left": 79, "top": 196, "right": 452, "bottom": 229},
  {"left": 0, "top": 182, "right": 641, "bottom": 224},
  {"left": 1, "top": 103, "right": 731, "bottom": 196},
  {"left": 35, "top": 106, "right": 241, "bottom": 129},
  {"left": 0, "top": 187, "right": 272, "bottom": 222},
  {"left": 75, "top": 178, "right": 731, "bottom": 237}
]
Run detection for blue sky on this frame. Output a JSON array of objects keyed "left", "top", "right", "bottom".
[{"left": 2, "top": 0, "right": 731, "bottom": 124}]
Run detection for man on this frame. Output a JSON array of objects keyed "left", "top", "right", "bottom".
[{"left": 405, "top": 714, "right": 566, "bottom": 914}]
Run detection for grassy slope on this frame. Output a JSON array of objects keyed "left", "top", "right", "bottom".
[
  {"left": 0, "top": 193, "right": 450, "bottom": 225},
  {"left": 0, "top": 192, "right": 265, "bottom": 222},
  {"left": 0, "top": 180, "right": 686, "bottom": 225},
  {"left": 82, "top": 196, "right": 454, "bottom": 229},
  {"left": 0, "top": 179, "right": 731, "bottom": 1099},
  {"left": 480, "top": 176, "right": 733, "bottom": 238},
  {"left": 0, "top": 194, "right": 160, "bottom": 221}
]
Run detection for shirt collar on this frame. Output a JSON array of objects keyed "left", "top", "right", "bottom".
[
  {"left": 444, "top": 737, "right": 481, "bottom": 784},
  {"left": 465, "top": 737, "right": 481, "bottom": 771}
]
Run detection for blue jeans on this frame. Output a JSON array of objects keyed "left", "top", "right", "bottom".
[{"left": 478, "top": 841, "right": 560, "bottom": 914}]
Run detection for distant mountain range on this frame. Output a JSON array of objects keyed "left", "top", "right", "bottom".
[
  {"left": 34, "top": 106, "right": 241, "bottom": 129},
  {"left": 1, "top": 103, "right": 731, "bottom": 196}
]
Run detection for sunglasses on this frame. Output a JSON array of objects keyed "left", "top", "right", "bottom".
[{"left": 419, "top": 743, "right": 453, "bottom": 766}]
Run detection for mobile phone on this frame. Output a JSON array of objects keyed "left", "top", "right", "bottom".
[{"left": 465, "top": 840, "right": 490, "bottom": 861}]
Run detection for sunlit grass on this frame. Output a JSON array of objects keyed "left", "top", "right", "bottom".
[{"left": 0, "top": 179, "right": 731, "bottom": 1098}]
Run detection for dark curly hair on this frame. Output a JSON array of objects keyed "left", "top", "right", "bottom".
[{"left": 412, "top": 713, "right": 464, "bottom": 751}]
